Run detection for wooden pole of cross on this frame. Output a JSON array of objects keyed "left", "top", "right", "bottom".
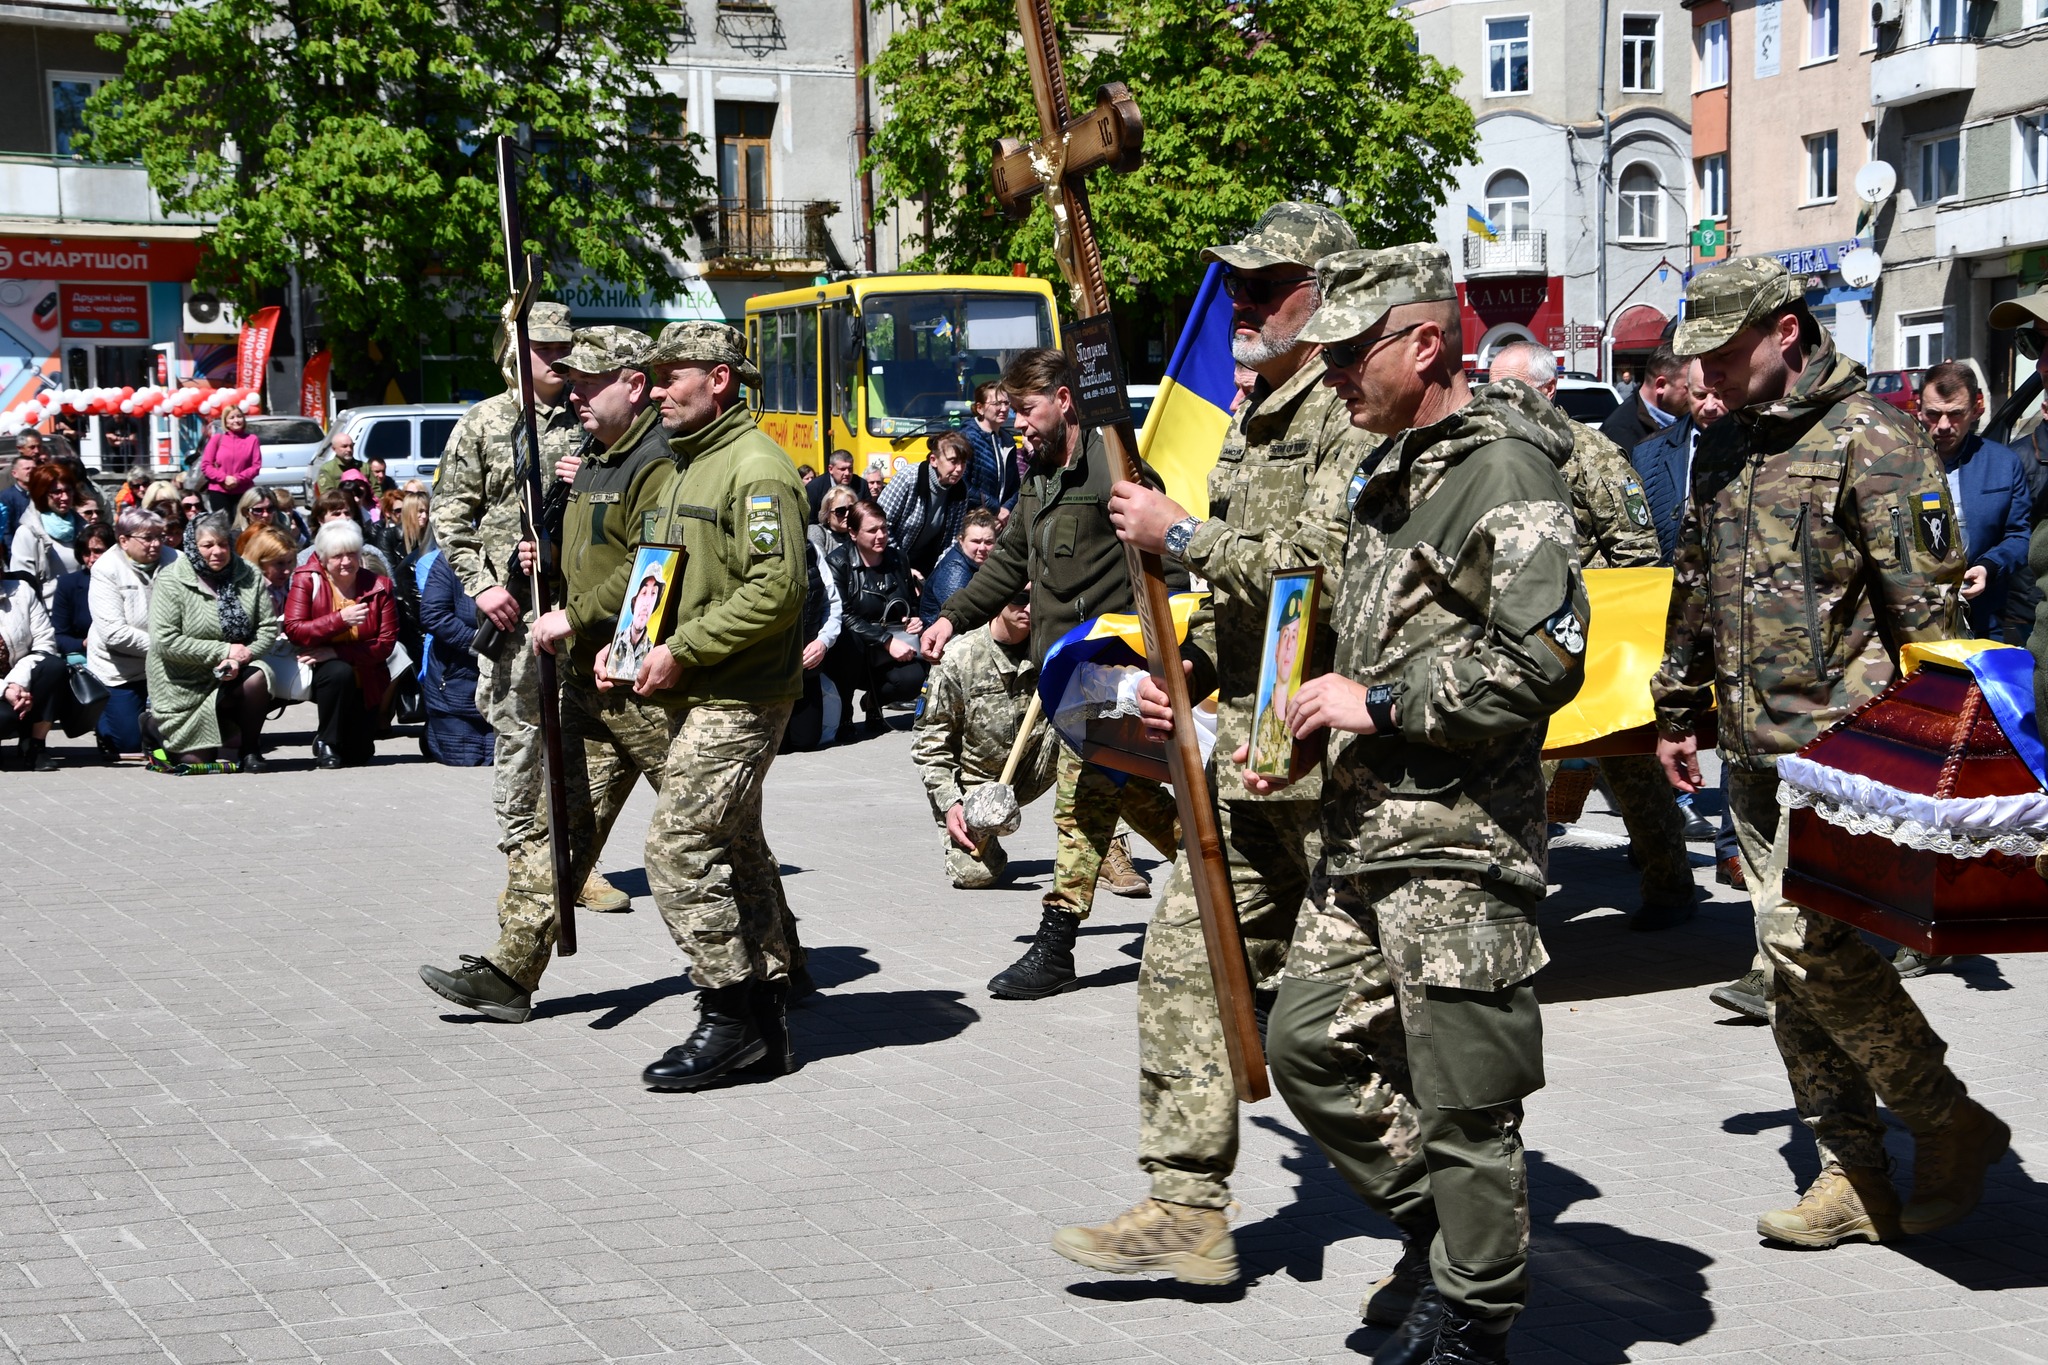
[{"left": 990, "top": 0, "right": 1268, "bottom": 1103}]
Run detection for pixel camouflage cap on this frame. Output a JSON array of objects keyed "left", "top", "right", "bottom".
[
  {"left": 553, "top": 325, "right": 654, "bottom": 378},
  {"left": 639, "top": 320, "right": 763, "bottom": 387},
  {"left": 1673, "top": 255, "right": 1804, "bottom": 358},
  {"left": 525, "top": 302, "right": 575, "bottom": 343},
  {"left": 1297, "top": 243, "right": 1456, "bottom": 345},
  {"left": 1202, "top": 202, "right": 1358, "bottom": 272}
]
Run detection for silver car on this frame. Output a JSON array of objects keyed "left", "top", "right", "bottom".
[
  {"left": 249, "top": 415, "right": 331, "bottom": 491},
  {"left": 315, "top": 403, "right": 471, "bottom": 495}
]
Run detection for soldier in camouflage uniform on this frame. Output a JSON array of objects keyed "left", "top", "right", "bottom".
[
  {"left": 419, "top": 326, "right": 681, "bottom": 1021},
  {"left": 1243, "top": 245, "right": 1590, "bottom": 1362},
  {"left": 426, "top": 304, "right": 620, "bottom": 910},
  {"left": 1058, "top": 206, "right": 1436, "bottom": 1306},
  {"left": 1653, "top": 255, "right": 2008, "bottom": 1249},
  {"left": 911, "top": 591, "right": 1060, "bottom": 887},
  {"left": 622, "top": 321, "right": 810, "bottom": 1092},
  {"left": 1488, "top": 341, "right": 1698, "bottom": 929}
]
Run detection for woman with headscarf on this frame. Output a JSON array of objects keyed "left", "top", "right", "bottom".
[
  {"left": 143, "top": 513, "right": 280, "bottom": 771},
  {"left": 88, "top": 507, "right": 178, "bottom": 756},
  {"left": 10, "top": 463, "right": 82, "bottom": 606},
  {"left": 283, "top": 518, "right": 396, "bottom": 768}
]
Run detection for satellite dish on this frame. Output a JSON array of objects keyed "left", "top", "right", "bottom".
[
  {"left": 1840, "top": 247, "right": 1883, "bottom": 289},
  {"left": 1855, "top": 161, "right": 1898, "bottom": 204}
]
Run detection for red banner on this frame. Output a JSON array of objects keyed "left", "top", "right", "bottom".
[
  {"left": 236, "top": 305, "right": 282, "bottom": 393},
  {"left": 58, "top": 283, "right": 149, "bottom": 338},
  {"left": 0, "top": 236, "right": 204, "bottom": 282},
  {"left": 300, "top": 348, "right": 332, "bottom": 424}
]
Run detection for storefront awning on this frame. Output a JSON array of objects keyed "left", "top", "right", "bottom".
[{"left": 1612, "top": 304, "right": 1669, "bottom": 352}]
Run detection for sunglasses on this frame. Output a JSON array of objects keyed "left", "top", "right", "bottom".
[
  {"left": 1323, "top": 322, "right": 1427, "bottom": 371},
  {"left": 2018, "top": 328, "right": 2044, "bottom": 361},
  {"left": 829, "top": 507, "right": 851, "bottom": 520},
  {"left": 1222, "top": 272, "right": 1313, "bottom": 307}
]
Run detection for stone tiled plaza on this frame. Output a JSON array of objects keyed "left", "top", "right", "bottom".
[{"left": 2, "top": 727, "right": 2043, "bottom": 1363}]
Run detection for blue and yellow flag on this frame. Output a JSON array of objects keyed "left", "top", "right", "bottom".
[
  {"left": 1136, "top": 262, "right": 1239, "bottom": 518},
  {"left": 1466, "top": 206, "right": 1501, "bottom": 242}
]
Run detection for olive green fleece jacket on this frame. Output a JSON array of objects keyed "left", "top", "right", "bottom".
[
  {"left": 560, "top": 406, "right": 677, "bottom": 676},
  {"left": 636, "top": 402, "right": 807, "bottom": 708}
]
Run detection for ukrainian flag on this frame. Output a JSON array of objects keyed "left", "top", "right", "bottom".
[
  {"left": 1466, "top": 205, "right": 1501, "bottom": 241},
  {"left": 1136, "top": 262, "right": 1239, "bottom": 518}
]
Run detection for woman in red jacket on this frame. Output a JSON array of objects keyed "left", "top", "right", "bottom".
[
  {"left": 198, "top": 405, "right": 263, "bottom": 516},
  {"left": 283, "top": 518, "right": 396, "bottom": 768}
]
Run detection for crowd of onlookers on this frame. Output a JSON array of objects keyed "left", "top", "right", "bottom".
[{"left": 0, "top": 422, "right": 492, "bottom": 773}]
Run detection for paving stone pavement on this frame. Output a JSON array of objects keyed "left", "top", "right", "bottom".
[{"left": 1, "top": 724, "right": 2044, "bottom": 1364}]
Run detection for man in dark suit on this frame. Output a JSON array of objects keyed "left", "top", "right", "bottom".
[
  {"left": 1601, "top": 342, "right": 1692, "bottom": 454},
  {"left": 805, "top": 449, "right": 875, "bottom": 521}
]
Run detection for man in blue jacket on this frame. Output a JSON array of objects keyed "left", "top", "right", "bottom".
[{"left": 1916, "top": 362, "right": 2030, "bottom": 640}]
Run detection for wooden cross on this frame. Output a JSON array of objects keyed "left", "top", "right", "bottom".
[{"left": 992, "top": 0, "right": 1268, "bottom": 1103}]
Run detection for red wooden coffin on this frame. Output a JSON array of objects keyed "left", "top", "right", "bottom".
[{"left": 1782, "top": 661, "right": 2048, "bottom": 955}]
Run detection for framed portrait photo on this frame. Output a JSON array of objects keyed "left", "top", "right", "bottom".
[
  {"left": 605, "top": 543, "right": 686, "bottom": 683},
  {"left": 1246, "top": 567, "right": 1322, "bottom": 778}
]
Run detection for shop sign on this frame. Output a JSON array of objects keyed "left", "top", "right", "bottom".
[
  {"left": 59, "top": 283, "right": 149, "bottom": 338},
  {"left": 0, "top": 236, "right": 203, "bottom": 283},
  {"left": 1770, "top": 241, "right": 1856, "bottom": 277}
]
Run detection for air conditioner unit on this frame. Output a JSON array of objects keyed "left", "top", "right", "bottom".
[
  {"left": 181, "top": 289, "right": 240, "bottom": 335},
  {"left": 1871, "top": 0, "right": 1903, "bottom": 28}
]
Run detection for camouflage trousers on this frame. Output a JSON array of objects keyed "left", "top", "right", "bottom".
[
  {"left": 1044, "top": 746, "right": 1179, "bottom": 917},
  {"left": 488, "top": 681, "right": 671, "bottom": 991},
  {"left": 1289, "top": 868, "right": 1545, "bottom": 1325},
  {"left": 941, "top": 766, "right": 1059, "bottom": 890},
  {"left": 478, "top": 615, "right": 543, "bottom": 853},
  {"left": 645, "top": 701, "right": 802, "bottom": 990},
  {"left": 1728, "top": 770, "right": 1967, "bottom": 1171},
  {"left": 1542, "top": 754, "right": 1694, "bottom": 906}
]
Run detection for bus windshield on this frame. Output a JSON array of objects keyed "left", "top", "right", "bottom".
[{"left": 859, "top": 290, "right": 1053, "bottom": 437}]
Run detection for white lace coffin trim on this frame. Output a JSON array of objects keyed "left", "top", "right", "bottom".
[{"left": 1775, "top": 754, "right": 2048, "bottom": 860}]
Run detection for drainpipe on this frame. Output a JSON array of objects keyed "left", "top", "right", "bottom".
[
  {"left": 1595, "top": 0, "right": 1612, "bottom": 380},
  {"left": 851, "top": 0, "right": 876, "bottom": 271}
]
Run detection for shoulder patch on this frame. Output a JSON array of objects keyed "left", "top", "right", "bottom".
[
  {"left": 1622, "top": 479, "right": 1651, "bottom": 528},
  {"left": 1914, "top": 490, "right": 1955, "bottom": 560},
  {"left": 747, "top": 493, "right": 781, "bottom": 555}
]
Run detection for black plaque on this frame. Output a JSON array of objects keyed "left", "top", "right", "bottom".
[{"left": 1066, "top": 313, "right": 1130, "bottom": 428}]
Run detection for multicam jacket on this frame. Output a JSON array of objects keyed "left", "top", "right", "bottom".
[
  {"left": 1562, "top": 421, "right": 1661, "bottom": 569},
  {"left": 1184, "top": 355, "right": 1374, "bottom": 803},
  {"left": 431, "top": 388, "right": 583, "bottom": 602},
  {"left": 1322, "top": 379, "right": 1586, "bottom": 987},
  {"left": 910, "top": 623, "right": 1060, "bottom": 816},
  {"left": 1650, "top": 338, "right": 1962, "bottom": 773}
]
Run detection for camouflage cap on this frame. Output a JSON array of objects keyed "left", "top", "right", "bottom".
[
  {"left": 639, "top": 320, "right": 762, "bottom": 387},
  {"left": 553, "top": 325, "right": 653, "bottom": 378},
  {"left": 526, "top": 301, "right": 575, "bottom": 344},
  {"left": 1673, "top": 255, "right": 1803, "bottom": 357},
  {"left": 1202, "top": 201, "right": 1358, "bottom": 272},
  {"left": 1988, "top": 290, "right": 2048, "bottom": 332},
  {"left": 1297, "top": 243, "right": 1456, "bottom": 345}
]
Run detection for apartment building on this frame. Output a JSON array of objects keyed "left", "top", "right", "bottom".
[{"left": 1408, "top": 0, "right": 1693, "bottom": 380}]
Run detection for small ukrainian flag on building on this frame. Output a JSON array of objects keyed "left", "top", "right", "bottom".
[{"left": 1466, "top": 205, "right": 1501, "bottom": 241}]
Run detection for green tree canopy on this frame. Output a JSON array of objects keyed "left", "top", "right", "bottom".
[
  {"left": 868, "top": 0, "right": 1476, "bottom": 305},
  {"left": 85, "top": 0, "right": 715, "bottom": 395}
]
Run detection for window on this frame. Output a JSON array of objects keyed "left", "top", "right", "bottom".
[
  {"left": 1620, "top": 15, "right": 1661, "bottom": 91},
  {"left": 1898, "top": 311, "right": 1947, "bottom": 369},
  {"left": 1916, "top": 134, "right": 1960, "bottom": 203},
  {"left": 1484, "top": 169, "right": 1532, "bottom": 237},
  {"left": 1912, "top": 0, "right": 1963, "bottom": 42},
  {"left": 1808, "top": 0, "right": 1839, "bottom": 59},
  {"left": 49, "top": 74, "right": 112, "bottom": 158},
  {"left": 1698, "top": 18, "right": 1729, "bottom": 88},
  {"left": 1617, "top": 163, "right": 1664, "bottom": 241},
  {"left": 1806, "top": 130, "right": 1839, "bottom": 201},
  {"left": 421, "top": 418, "right": 458, "bottom": 463},
  {"left": 2019, "top": 113, "right": 2048, "bottom": 191},
  {"left": 1698, "top": 153, "right": 1728, "bottom": 219},
  {"left": 1486, "top": 17, "right": 1530, "bottom": 95},
  {"left": 360, "top": 420, "right": 412, "bottom": 462},
  {"left": 715, "top": 101, "right": 774, "bottom": 206}
]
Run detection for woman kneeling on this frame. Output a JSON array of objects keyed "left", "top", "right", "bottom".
[{"left": 144, "top": 514, "right": 279, "bottom": 770}]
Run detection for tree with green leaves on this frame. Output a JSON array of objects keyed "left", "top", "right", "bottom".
[
  {"left": 867, "top": 0, "right": 1476, "bottom": 307},
  {"left": 83, "top": 0, "right": 715, "bottom": 398}
]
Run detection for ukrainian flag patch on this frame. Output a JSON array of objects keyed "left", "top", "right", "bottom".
[
  {"left": 1914, "top": 489, "right": 1953, "bottom": 560},
  {"left": 747, "top": 494, "right": 780, "bottom": 554}
]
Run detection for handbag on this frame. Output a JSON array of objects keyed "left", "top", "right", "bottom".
[{"left": 59, "top": 663, "right": 109, "bottom": 738}]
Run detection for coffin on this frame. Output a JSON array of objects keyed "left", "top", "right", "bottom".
[{"left": 1781, "top": 646, "right": 2048, "bottom": 955}]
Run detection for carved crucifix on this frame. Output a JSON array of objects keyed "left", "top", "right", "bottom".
[{"left": 991, "top": 0, "right": 1268, "bottom": 1102}]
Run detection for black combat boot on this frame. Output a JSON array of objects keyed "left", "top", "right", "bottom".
[
  {"left": 1361, "top": 1230, "right": 1435, "bottom": 1326},
  {"left": 643, "top": 983, "right": 768, "bottom": 1090},
  {"left": 987, "top": 907, "right": 1081, "bottom": 1000},
  {"left": 1373, "top": 1280, "right": 1443, "bottom": 1365},
  {"left": 1427, "top": 1309, "right": 1511, "bottom": 1364},
  {"left": 752, "top": 977, "right": 797, "bottom": 1077}
]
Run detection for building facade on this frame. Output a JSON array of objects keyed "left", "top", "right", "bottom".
[{"left": 1408, "top": 0, "right": 1693, "bottom": 381}]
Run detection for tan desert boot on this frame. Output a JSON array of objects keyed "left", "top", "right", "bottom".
[{"left": 1051, "top": 1198, "right": 1237, "bottom": 1284}]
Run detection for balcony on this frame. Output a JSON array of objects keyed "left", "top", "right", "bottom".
[
  {"left": 694, "top": 198, "right": 844, "bottom": 268},
  {"left": 1463, "top": 231, "right": 1547, "bottom": 278},
  {"left": 1871, "top": 39, "right": 1977, "bottom": 108},
  {"left": 1935, "top": 183, "right": 2048, "bottom": 259},
  {"left": 0, "top": 155, "right": 202, "bottom": 226}
]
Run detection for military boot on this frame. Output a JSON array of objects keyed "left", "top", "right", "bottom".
[
  {"left": 1756, "top": 1164, "right": 1900, "bottom": 1247},
  {"left": 642, "top": 983, "right": 767, "bottom": 1090},
  {"left": 1426, "top": 1309, "right": 1510, "bottom": 1364},
  {"left": 1372, "top": 1280, "right": 1443, "bottom": 1365},
  {"left": 418, "top": 956, "right": 533, "bottom": 1023},
  {"left": 1902, "top": 1096, "right": 2010, "bottom": 1234},
  {"left": 1361, "top": 1233, "right": 1434, "bottom": 1326},
  {"left": 580, "top": 873, "right": 630, "bottom": 913},
  {"left": 1709, "top": 968, "right": 1767, "bottom": 1022},
  {"left": 1050, "top": 1198, "right": 1237, "bottom": 1284},
  {"left": 1100, "top": 835, "right": 1151, "bottom": 897},
  {"left": 753, "top": 978, "right": 798, "bottom": 1077},
  {"left": 988, "top": 907, "right": 1080, "bottom": 1000}
]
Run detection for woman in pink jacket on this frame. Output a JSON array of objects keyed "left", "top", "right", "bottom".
[{"left": 198, "top": 405, "right": 263, "bottom": 515}]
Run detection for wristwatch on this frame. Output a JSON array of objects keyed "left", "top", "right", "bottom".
[
  {"left": 1366, "top": 683, "right": 1400, "bottom": 735},
  {"left": 1162, "top": 515, "right": 1201, "bottom": 562}
]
